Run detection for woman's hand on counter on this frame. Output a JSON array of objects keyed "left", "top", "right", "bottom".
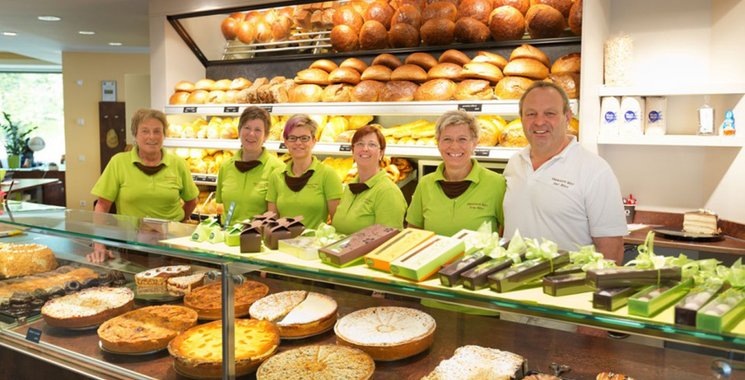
[{"left": 87, "top": 242, "right": 115, "bottom": 263}]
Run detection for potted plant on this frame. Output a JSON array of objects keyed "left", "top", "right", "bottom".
[{"left": 1, "top": 112, "right": 37, "bottom": 168}]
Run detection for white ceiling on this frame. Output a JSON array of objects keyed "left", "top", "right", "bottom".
[{"left": 0, "top": 0, "right": 150, "bottom": 72}]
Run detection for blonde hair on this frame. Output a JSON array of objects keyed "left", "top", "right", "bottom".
[
  {"left": 130, "top": 108, "right": 168, "bottom": 136},
  {"left": 435, "top": 110, "right": 479, "bottom": 140}
]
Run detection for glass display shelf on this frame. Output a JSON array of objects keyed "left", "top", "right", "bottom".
[{"left": 0, "top": 204, "right": 742, "bottom": 354}]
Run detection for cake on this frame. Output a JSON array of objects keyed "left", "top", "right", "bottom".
[
  {"left": 334, "top": 306, "right": 436, "bottom": 361},
  {"left": 0, "top": 243, "right": 57, "bottom": 278},
  {"left": 42, "top": 287, "right": 134, "bottom": 328},
  {"left": 134, "top": 265, "right": 191, "bottom": 294},
  {"left": 421, "top": 345, "right": 526, "bottom": 380},
  {"left": 169, "top": 318, "right": 280, "bottom": 379},
  {"left": 249, "top": 291, "right": 338, "bottom": 338},
  {"left": 166, "top": 272, "right": 205, "bottom": 295},
  {"left": 682, "top": 209, "right": 720, "bottom": 234},
  {"left": 183, "top": 280, "right": 269, "bottom": 320},
  {"left": 256, "top": 345, "right": 374, "bottom": 380},
  {"left": 0, "top": 266, "right": 98, "bottom": 303},
  {"left": 97, "top": 305, "right": 198, "bottom": 353}
]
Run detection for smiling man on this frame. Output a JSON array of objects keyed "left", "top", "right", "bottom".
[{"left": 503, "top": 82, "right": 627, "bottom": 264}]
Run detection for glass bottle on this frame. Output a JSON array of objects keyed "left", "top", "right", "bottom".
[{"left": 697, "top": 95, "right": 715, "bottom": 135}]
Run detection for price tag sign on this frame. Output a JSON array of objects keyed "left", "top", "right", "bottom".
[
  {"left": 458, "top": 104, "right": 482, "bottom": 112},
  {"left": 183, "top": 107, "right": 197, "bottom": 113},
  {"left": 193, "top": 174, "right": 206, "bottom": 182},
  {"left": 279, "top": 142, "right": 287, "bottom": 149},
  {"left": 26, "top": 327, "right": 42, "bottom": 343},
  {"left": 339, "top": 144, "right": 352, "bottom": 152},
  {"left": 474, "top": 149, "right": 490, "bottom": 157},
  {"left": 261, "top": 106, "right": 273, "bottom": 113},
  {"left": 223, "top": 106, "right": 239, "bottom": 113}
]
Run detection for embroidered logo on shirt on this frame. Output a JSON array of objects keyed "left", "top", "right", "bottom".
[
  {"left": 467, "top": 202, "right": 487, "bottom": 210},
  {"left": 551, "top": 177, "right": 574, "bottom": 189}
]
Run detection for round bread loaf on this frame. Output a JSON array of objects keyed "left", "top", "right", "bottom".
[
  {"left": 427, "top": 63, "right": 463, "bottom": 80},
  {"left": 331, "top": 24, "right": 359, "bottom": 52},
  {"left": 208, "top": 90, "right": 226, "bottom": 104},
  {"left": 503, "top": 58, "right": 548, "bottom": 79},
  {"left": 289, "top": 84, "right": 323, "bottom": 102},
  {"left": 380, "top": 81, "right": 419, "bottom": 102},
  {"left": 530, "top": 0, "right": 572, "bottom": 17},
  {"left": 454, "top": 79, "right": 493, "bottom": 100},
  {"left": 392, "top": 4, "right": 423, "bottom": 29},
  {"left": 352, "top": 80, "right": 386, "bottom": 102},
  {"left": 458, "top": 0, "right": 493, "bottom": 24},
  {"left": 414, "top": 79, "right": 457, "bottom": 101},
  {"left": 422, "top": 1, "right": 458, "bottom": 22},
  {"left": 473, "top": 51, "right": 508, "bottom": 70},
  {"left": 174, "top": 80, "right": 195, "bottom": 92},
  {"left": 310, "top": 59, "right": 339, "bottom": 73},
  {"left": 294, "top": 68, "right": 330, "bottom": 85},
  {"left": 254, "top": 20, "right": 273, "bottom": 43},
  {"left": 333, "top": 5, "right": 364, "bottom": 32},
  {"left": 340, "top": 57, "right": 369, "bottom": 73},
  {"left": 348, "top": 0, "right": 370, "bottom": 15},
  {"left": 322, "top": 84, "right": 354, "bottom": 102},
  {"left": 194, "top": 79, "right": 215, "bottom": 91},
  {"left": 454, "top": 17, "right": 491, "bottom": 43},
  {"left": 551, "top": 52, "right": 580, "bottom": 74},
  {"left": 236, "top": 20, "right": 256, "bottom": 44},
  {"left": 169, "top": 91, "right": 191, "bottom": 105},
  {"left": 489, "top": 6, "right": 526, "bottom": 41},
  {"left": 405, "top": 52, "right": 438, "bottom": 71},
  {"left": 545, "top": 72, "right": 579, "bottom": 98},
  {"left": 568, "top": 0, "right": 582, "bottom": 35},
  {"left": 461, "top": 62, "right": 504, "bottom": 83},
  {"left": 439, "top": 49, "right": 471, "bottom": 66},
  {"left": 213, "top": 79, "right": 231, "bottom": 91},
  {"left": 230, "top": 77, "right": 251, "bottom": 90},
  {"left": 493, "top": 0, "right": 530, "bottom": 14},
  {"left": 224, "top": 89, "right": 239, "bottom": 104},
  {"left": 187, "top": 90, "right": 209, "bottom": 104},
  {"left": 391, "top": 64, "right": 428, "bottom": 82},
  {"left": 388, "top": 23, "right": 421, "bottom": 48},
  {"left": 359, "top": 20, "right": 388, "bottom": 50},
  {"left": 525, "top": 4, "right": 566, "bottom": 38},
  {"left": 361, "top": 65, "right": 393, "bottom": 81},
  {"left": 328, "top": 67, "right": 362, "bottom": 85},
  {"left": 372, "top": 53, "right": 403, "bottom": 69},
  {"left": 494, "top": 76, "right": 534, "bottom": 99},
  {"left": 420, "top": 18, "right": 455, "bottom": 46},
  {"left": 364, "top": 1, "right": 394, "bottom": 29},
  {"left": 510, "top": 44, "right": 550, "bottom": 66},
  {"left": 271, "top": 15, "right": 293, "bottom": 41},
  {"left": 221, "top": 16, "right": 239, "bottom": 40}
]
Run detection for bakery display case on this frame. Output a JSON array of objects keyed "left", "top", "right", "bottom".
[{"left": 0, "top": 204, "right": 742, "bottom": 379}]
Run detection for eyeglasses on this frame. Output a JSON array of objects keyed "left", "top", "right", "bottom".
[
  {"left": 286, "top": 135, "right": 312, "bottom": 143},
  {"left": 353, "top": 142, "right": 380, "bottom": 149}
]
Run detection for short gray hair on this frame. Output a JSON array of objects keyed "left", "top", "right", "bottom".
[
  {"left": 435, "top": 110, "right": 479, "bottom": 140},
  {"left": 131, "top": 108, "right": 168, "bottom": 136}
]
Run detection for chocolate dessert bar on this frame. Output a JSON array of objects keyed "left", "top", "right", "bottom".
[
  {"left": 489, "top": 252, "right": 570, "bottom": 293},
  {"left": 585, "top": 267, "right": 681, "bottom": 289},
  {"left": 319, "top": 224, "right": 399, "bottom": 267},
  {"left": 461, "top": 257, "right": 514, "bottom": 290},
  {"left": 438, "top": 251, "right": 491, "bottom": 287},
  {"left": 543, "top": 272, "right": 594, "bottom": 296},
  {"left": 593, "top": 287, "right": 639, "bottom": 311}
]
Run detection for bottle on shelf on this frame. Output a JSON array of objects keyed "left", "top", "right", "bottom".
[
  {"left": 720, "top": 110, "right": 736, "bottom": 136},
  {"left": 697, "top": 95, "right": 715, "bottom": 135}
]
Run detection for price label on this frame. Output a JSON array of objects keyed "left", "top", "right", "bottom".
[
  {"left": 458, "top": 104, "right": 482, "bottom": 112},
  {"left": 339, "top": 144, "right": 352, "bottom": 152},
  {"left": 223, "top": 106, "right": 239, "bottom": 113},
  {"left": 279, "top": 142, "right": 287, "bottom": 149},
  {"left": 261, "top": 106, "right": 273, "bottom": 113},
  {"left": 474, "top": 149, "right": 490, "bottom": 157},
  {"left": 26, "top": 327, "right": 42, "bottom": 343},
  {"left": 183, "top": 107, "right": 198, "bottom": 113},
  {"left": 205, "top": 176, "right": 217, "bottom": 183},
  {"left": 193, "top": 175, "right": 207, "bottom": 182}
]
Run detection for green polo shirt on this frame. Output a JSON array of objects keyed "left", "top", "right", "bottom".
[
  {"left": 406, "top": 159, "right": 506, "bottom": 236},
  {"left": 331, "top": 170, "right": 407, "bottom": 234},
  {"left": 91, "top": 148, "right": 199, "bottom": 221},
  {"left": 266, "top": 156, "right": 343, "bottom": 229},
  {"left": 216, "top": 149, "right": 284, "bottom": 223}
]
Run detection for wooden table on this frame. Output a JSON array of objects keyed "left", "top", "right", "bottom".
[{"left": 625, "top": 226, "right": 745, "bottom": 259}]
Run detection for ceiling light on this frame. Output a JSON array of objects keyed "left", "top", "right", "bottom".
[
  {"left": 78, "top": 31, "right": 95, "bottom": 35},
  {"left": 37, "top": 16, "right": 61, "bottom": 21},
  {"left": 2, "top": 32, "right": 17, "bottom": 36},
  {"left": 108, "top": 42, "right": 122, "bottom": 46}
]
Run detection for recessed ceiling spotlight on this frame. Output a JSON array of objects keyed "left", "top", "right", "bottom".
[
  {"left": 2, "top": 32, "right": 18, "bottom": 36},
  {"left": 108, "top": 42, "right": 122, "bottom": 46},
  {"left": 38, "top": 16, "right": 61, "bottom": 21},
  {"left": 78, "top": 31, "right": 95, "bottom": 35}
]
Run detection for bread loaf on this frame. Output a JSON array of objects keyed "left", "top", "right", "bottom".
[
  {"left": 361, "top": 65, "right": 393, "bottom": 81},
  {"left": 322, "top": 84, "right": 354, "bottom": 102},
  {"left": 271, "top": 15, "right": 293, "bottom": 41},
  {"left": 458, "top": 0, "right": 494, "bottom": 24},
  {"left": 340, "top": 57, "right": 369, "bottom": 73},
  {"left": 0, "top": 244, "right": 57, "bottom": 278},
  {"left": 372, "top": 53, "right": 403, "bottom": 69},
  {"left": 568, "top": 0, "right": 582, "bottom": 35},
  {"left": 439, "top": 49, "right": 471, "bottom": 66},
  {"left": 493, "top": 0, "right": 530, "bottom": 14},
  {"left": 461, "top": 62, "right": 504, "bottom": 83},
  {"left": 352, "top": 80, "right": 386, "bottom": 102},
  {"left": 213, "top": 79, "right": 231, "bottom": 91},
  {"left": 333, "top": 5, "right": 364, "bottom": 32},
  {"left": 359, "top": 20, "right": 388, "bottom": 50},
  {"left": 170, "top": 91, "right": 191, "bottom": 105},
  {"left": 380, "top": 81, "right": 419, "bottom": 101},
  {"left": 289, "top": 84, "right": 323, "bottom": 102},
  {"left": 454, "top": 80, "right": 493, "bottom": 100},
  {"left": 405, "top": 52, "right": 438, "bottom": 71},
  {"left": 420, "top": 18, "right": 455, "bottom": 46},
  {"left": 254, "top": 20, "right": 272, "bottom": 43},
  {"left": 551, "top": 52, "right": 580, "bottom": 74},
  {"left": 224, "top": 89, "right": 239, "bottom": 104},
  {"left": 414, "top": 79, "right": 457, "bottom": 101},
  {"left": 174, "top": 81, "right": 195, "bottom": 92},
  {"left": 545, "top": 72, "right": 579, "bottom": 98},
  {"left": 454, "top": 17, "right": 491, "bottom": 43},
  {"left": 364, "top": 1, "right": 394, "bottom": 29},
  {"left": 510, "top": 44, "right": 550, "bottom": 66},
  {"left": 530, "top": 0, "right": 572, "bottom": 17},
  {"left": 328, "top": 67, "right": 362, "bottom": 85},
  {"left": 422, "top": 2, "right": 458, "bottom": 22},
  {"left": 427, "top": 63, "right": 463, "bottom": 80},
  {"left": 489, "top": 6, "right": 526, "bottom": 41},
  {"left": 503, "top": 58, "right": 549, "bottom": 79},
  {"left": 388, "top": 23, "right": 421, "bottom": 48},
  {"left": 236, "top": 21, "right": 256, "bottom": 44},
  {"left": 221, "top": 16, "right": 240, "bottom": 40},
  {"left": 392, "top": 4, "right": 423, "bottom": 29},
  {"left": 473, "top": 51, "right": 508, "bottom": 70},
  {"left": 494, "top": 76, "right": 533, "bottom": 99},
  {"left": 187, "top": 90, "right": 209, "bottom": 104},
  {"left": 330, "top": 24, "right": 359, "bottom": 52},
  {"left": 229, "top": 77, "right": 251, "bottom": 90},
  {"left": 525, "top": 4, "right": 565, "bottom": 38},
  {"left": 310, "top": 59, "right": 338, "bottom": 73},
  {"left": 294, "top": 68, "right": 330, "bottom": 85},
  {"left": 194, "top": 79, "right": 215, "bottom": 91},
  {"left": 208, "top": 90, "right": 227, "bottom": 104},
  {"left": 391, "top": 64, "right": 429, "bottom": 82}
]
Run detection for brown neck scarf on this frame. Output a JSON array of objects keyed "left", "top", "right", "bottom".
[
  {"left": 284, "top": 170, "right": 314, "bottom": 192},
  {"left": 348, "top": 183, "right": 370, "bottom": 195},
  {"left": 235, "top": 160, "right": 261, "bottom": 173},
  {"left": 134, "top": 162, "right": 166, "bottom": 176},
  {"left": 437, "top": 180, "right": 472, "bottom": 199}
]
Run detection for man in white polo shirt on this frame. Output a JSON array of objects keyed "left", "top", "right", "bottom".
[{"left": 503, "top": 82, "right": 627, "bottom": 264}]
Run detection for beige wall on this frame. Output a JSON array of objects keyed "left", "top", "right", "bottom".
[{"left": 62, "top": 52, "right": 150, "bottom": 210}]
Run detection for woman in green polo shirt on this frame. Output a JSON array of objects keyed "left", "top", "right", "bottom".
[
  {"left": 216, "top": 106, "right": 284, "bottom": 224},
  {"left": 407, "top": 110, "right": 506, "bottom": 236},
  {"left": 266, "top": 114, "right": 343, "bottom": 229},
  {"left": 331, "top": 125, "right": 407, "bottom": 234},
  {"left": 88, "top": 108, "right": 199, "bottom": 262}
]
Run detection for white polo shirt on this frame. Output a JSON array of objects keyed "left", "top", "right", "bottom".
[{"left": 503, "top": 138, "right": 627, "bottom": 251}]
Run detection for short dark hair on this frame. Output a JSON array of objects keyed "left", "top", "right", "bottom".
[
  {"left": 238, "top": 106, "right": 271, "bottom": 135},
  {"left": 283, "top": 114, "right": 318, "bottom": 140},
  {"left": 519, "top": 81, "right": 571, "bottom": 117}
]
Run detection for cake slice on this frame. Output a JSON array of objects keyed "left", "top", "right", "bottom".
[
  {"left": 166, "top": 272, "right": 206, "bottom": 295},
  {"left": 249, "top": 290, "right": 308, "bottom": 322},
  {"left": 135, "top": 265, "right": 191, "bottom": 294},
  {"left": 422, "top": 345, "right": 525, "bottom": 380},
  {"left": 682, "top": 209, "right": 719, "bottom": 234}
]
